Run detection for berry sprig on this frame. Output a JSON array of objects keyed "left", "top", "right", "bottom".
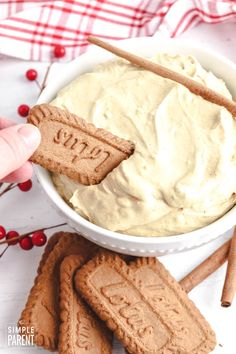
[
  {"left": 53, "top": 44, "right": 66, "bottom": 58},
  {"left": 18, "top": 104, "right": 30, "bottom": 117},
  {"left": 18, "top": 180, "right": 32, "bottom": 192},
  {"left": 0, "top": 180, "right": 32, "bottom": 197},
  {"left": 18, "top": 44, "right": 66, "bottom": 118},
  {"left": 0, "top": 226, "right": 6, "bottom": 240},
  {"left": 0, "top": 222, "right": 67, "bottom": 256},
  {"left": 26, "top": 69, "right": 38, "bottom": 81},
  {"left": 0, "top": 44, "right": 68, "bottom": 260}
]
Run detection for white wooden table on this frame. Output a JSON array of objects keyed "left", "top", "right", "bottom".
[{"left": 0, "top": 21, "right": 236, "bottom": 353}]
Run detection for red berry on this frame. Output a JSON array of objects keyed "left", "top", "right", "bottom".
[
  {"left": 32, "top": 231, "right": 47, "bottom": 247},
  {"left": 0, "top": 226, "right": 6, "bottom": 240},
  {"left": 53, "top": 44, "right": 66, "bottom": 58},
  {"left": 18, "top": 179, "right": 32, "bottom": 192},
  {"left": 26, "top": 69, "right": 38, "bottom": 81},
  {"left": 19, "top": 236, "right": 33, "bottom": 250},
  {"left": 18, "top": 104, "right": 30, "bottom": 117},
  {"left": 6, "top": 231, "right": 19, "bottom": 245}
]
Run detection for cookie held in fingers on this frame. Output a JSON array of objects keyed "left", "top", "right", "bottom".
[
  {"left": 28, "top": 104, "right": 135, "bottom": 185},
  {"left": 18, "top": 232, "right": 98, "bottom": 351},
  {"left": 75, "top": 252, "right": 216, "bottom": 354},
  {"left": 59, "top": 255, "right": 112, "bottom": 354}
]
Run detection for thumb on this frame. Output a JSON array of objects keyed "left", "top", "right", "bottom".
[{"left": 0, "top": 124, "right": 41, "bottom": 179}]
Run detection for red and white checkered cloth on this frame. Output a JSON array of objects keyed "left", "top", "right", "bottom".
[{"left": 0, "top": 0, "right": 235, "bottom": 61}]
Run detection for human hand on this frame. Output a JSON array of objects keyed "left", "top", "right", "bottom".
[{"left": 0, "top": 118, "right": 41, "bottom": 183}]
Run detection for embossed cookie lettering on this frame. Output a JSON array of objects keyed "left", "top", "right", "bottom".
[
  {"left": 130, "top": 258, "right": 216, "bottom": 353},
  {"left": 28, "top": 104, "right": 135, "bottom": 185},
  {"left": 54, "top": 127, "right": 111, "bottom": 172},
  {"left": 101, "top": 282, "right": 154, "bottom": 338},
  {"left": 77, "top": 316, "right": 96, "bottom": 350},
  {"left": 75, "top": 255, "right": 169, "bottom": 353},
  {"left": 59, "top": 255, "right": 112, "bottom": 354},
  {"left": 86, "top": 265, "right": 168, "bottom": 351},
  {"left": 75, "top": 253, "right": 216, "bottom": 354}
]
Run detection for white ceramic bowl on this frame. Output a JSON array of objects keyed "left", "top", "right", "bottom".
[{"left": 36, "top": 36, "right": 236, "bottom": 256}]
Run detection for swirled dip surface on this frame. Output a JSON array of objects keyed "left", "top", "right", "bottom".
[{"left": 52, "top": 53, "right": 236, "bottom": 236}]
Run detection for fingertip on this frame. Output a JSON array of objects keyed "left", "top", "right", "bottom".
[
  {"left": 0, "top": 124, "right": 41, "bottom": 179},
  {"left": 0, "top": 162, "right": 33, "bottom": 183},
  {"left": 17, "top": 124, "right": 41, "bottom": 151}
]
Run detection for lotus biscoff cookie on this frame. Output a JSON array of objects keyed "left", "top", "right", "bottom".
[
  {"left": 28, "top": 104, "right": 135, "bottom": 185},
  {"left": 75, "top": 252, "right": 216, "bottom": 354},
  {"left": 18, "top": 232, "right": 98, "bottom": 351},
  {"left": 59, "top": 255, "right": 112, "bottom": 354}
]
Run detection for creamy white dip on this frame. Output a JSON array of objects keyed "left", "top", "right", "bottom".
[{"left": 52, "top": 53, "right": 236, "bottom": 236}]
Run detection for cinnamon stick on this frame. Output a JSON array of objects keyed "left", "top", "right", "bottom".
[
  {"left": 88, "top": 36, "right": 236, "bottom": 117},
  {"left": 221, "top": 228, "right": 236, "bottom": 307},
  {"left": 180, "top": 240, "right": 230, "bottom": 293}
]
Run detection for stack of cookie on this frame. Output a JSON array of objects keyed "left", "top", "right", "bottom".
[
  {"left": 19, "top": 232, "right": 216, "bottom": 353},
  {"left": 18, "top": 232, "right": 112, "bottom": 352}
]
